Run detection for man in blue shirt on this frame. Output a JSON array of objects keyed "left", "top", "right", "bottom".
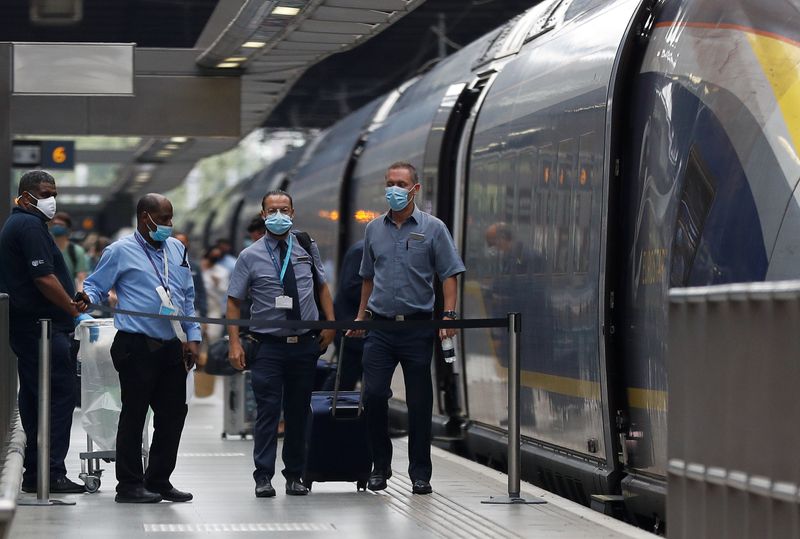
[
  {"left": 227, "top": 190, "right": 335, "bottom": 498},
  {"left": 0, "top": 170, "right": 87, "bottom": 494},
  {"left": 79, "top": 194, "right": 201, "bottom": 504},
  {"left": 348, "top": 162, "right": 465, "bottom": 495}
]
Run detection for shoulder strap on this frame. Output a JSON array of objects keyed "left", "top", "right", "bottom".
[{"left": 292, "top": 231, "right": 323, "bottom": 319}]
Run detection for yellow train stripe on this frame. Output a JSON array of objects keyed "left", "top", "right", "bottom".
[
  {"left": 627, "top": 387, "right": 667, "bottom": 412},
  {"left": 746, "top": 32, "right": 800, "bottom": 155}
]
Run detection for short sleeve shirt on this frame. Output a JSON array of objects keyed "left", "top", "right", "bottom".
[
  {"left": 360, "top": 205, "right": 465, "bottom": 316},
  {"left": 227, "top": 231, "right": 327, "bottom": 335},
  {"left": 0, "top": 207, "right": 74, "bottom": 332}
]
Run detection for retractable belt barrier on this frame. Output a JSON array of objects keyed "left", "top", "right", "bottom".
[{"left": 86, "top": 303, "right": 507, "bottom": 331}]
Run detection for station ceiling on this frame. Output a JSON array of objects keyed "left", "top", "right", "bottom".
[{"left": 2, "top": 0, "right": 535, "bottom": 229}]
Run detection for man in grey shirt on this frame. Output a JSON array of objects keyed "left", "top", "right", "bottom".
[
  {"left": 227, "top": 190, "right": 335, "bottom": 499},
  {"left": 348, "top": 162, "right": 465, "bottom": 495}
]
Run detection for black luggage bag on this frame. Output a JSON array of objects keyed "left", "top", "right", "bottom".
[{"left": 303, "top": 338, "right": 371, "bottom": 491}]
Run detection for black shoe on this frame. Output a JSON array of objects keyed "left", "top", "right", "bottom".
[
  {"left": 367, "top": 469, "right": 392, "bottom": 492},
  {"left": 156, "top": 487, "right": 193, "bottom": 502},
  {"left": 255, "top": 478, "right": 276, "bottom": 498},
  {"left": 20, "top": 481, "right": 35, "bottom": 494},
  {"left": 22, "top": 476, "right": 87, "bottom": 494},
  {"left": 115, "top": 487, "right": 162, "bottom": 503},
  {"left": 285, "top": 479, "right": 308, "bottom": 496},
  {"left": 412, "top": 479, "right": 432, "bottom": 495}
]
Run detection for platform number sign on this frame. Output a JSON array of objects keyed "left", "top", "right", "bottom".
[{"left": 41, "top": 140, "right": 75, "bottom": 170}]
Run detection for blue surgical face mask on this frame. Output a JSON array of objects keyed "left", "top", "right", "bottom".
[
  {"left": 385, "top": 185, "right": 415, "bottom": 212},
  {"left": 50, "top": 224, "right": 69, "bottom": 237},
  {"left": 265, "top": 212, "right": 293, "bottom": 236},
  {"left": 147, "top": 213, "right": 172, "bottom": 242}
]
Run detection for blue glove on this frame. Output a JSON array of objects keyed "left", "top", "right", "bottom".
[{"left": 74, "top": 313, "right": 94, "bottom": 327}]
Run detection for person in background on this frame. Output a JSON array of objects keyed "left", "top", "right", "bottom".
[
  {"left": 79, "top": 193, "right": 200, "bottom": 504},
  {"left": 50, "top": 211, "right": 91, "bottom": 291},
  {"left": 245, "top": 215, "right": 267, "bottom": 247},
  {"left": 322, "top": 239, "right": 365, "bottom": 391},
  {"left": 0, "top": 170, "right": 88, "bottom": 494},
  {"left": 88, "top": 235, "right": 112, "bottom": 271},
  {"left": 347, "top": 162, "right": 465, "bottom": 496},
  {"left": 215, "top": 238, "right": 237, "bottom": 273},
  {"left": 226, "top": 189, "right": 335, "bottom": 498},
  {"left": 174, "top": 233, "right": 208, "bottom": 318},
  {"left": 202, "top": 245, "right": 230, "bottom": 342}
]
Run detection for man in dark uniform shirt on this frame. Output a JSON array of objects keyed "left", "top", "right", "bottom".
[{"left": 0, "top": 170, "right": 87, "bottom": 493}]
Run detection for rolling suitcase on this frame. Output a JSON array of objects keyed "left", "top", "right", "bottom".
[
  {"left": 222, "top": 370, "right": 256, "bottom": 438},
  {"left": 304, "top": 338, "right": 371, "bottom": 491}
]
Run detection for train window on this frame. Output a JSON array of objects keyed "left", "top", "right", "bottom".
[
  {"left": 574, "top": 133, "right": 596, "bottom": 274},
  {"left": 555, "top": 139, "right": 576, "bottom": 274},
  {"left": 670, "top": 146, "right": 716, "bottom": 286}
]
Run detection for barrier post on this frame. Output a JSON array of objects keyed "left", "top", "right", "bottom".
[
  {"left": 482, "top": 312, "right": 545, "bottom": 505},
  {"left": 18, "top": 319, "right": 75, "bottom": 506}
]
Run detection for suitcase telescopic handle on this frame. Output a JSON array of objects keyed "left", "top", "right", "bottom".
[{"left": 331, "top": 335, "right": 365, "bottom": 418}]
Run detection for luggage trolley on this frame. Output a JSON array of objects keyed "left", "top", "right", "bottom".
[{"left": 75, "top": 319, "right": 150, "bottom": 493}]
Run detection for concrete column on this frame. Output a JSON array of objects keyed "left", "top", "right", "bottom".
[{"left": 0, "top": 44, "right": 11, "bottom": 225}]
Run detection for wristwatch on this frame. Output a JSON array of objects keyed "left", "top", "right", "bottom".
[{"left": 442, "top": 310, "right": 458, "bottom": 319}]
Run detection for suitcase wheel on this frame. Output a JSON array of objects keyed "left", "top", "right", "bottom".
[{"left": 357, "top": 480, "right": 367, "bottom": 492}]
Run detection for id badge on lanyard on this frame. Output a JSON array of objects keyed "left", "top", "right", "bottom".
[
  {"left": 266, "top": 235, "right": 294, "bottom": 310},
  {"left": 138, "top": 235, "right": 187, "bottom": 342}
]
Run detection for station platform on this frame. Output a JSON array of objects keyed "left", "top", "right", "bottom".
[{"left": 10, "top": 388, "right": 652, "bottom": 538}]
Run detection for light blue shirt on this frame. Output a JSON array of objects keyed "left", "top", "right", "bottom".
[
  {"left": 227, "top": 231, "right": 327, "bottom": 336},
  {"left": 83, "top": 231, "right": 202, "bottom": 341},
  {"left": 360, "top": 205, "right": 465, "bottom": 317}
]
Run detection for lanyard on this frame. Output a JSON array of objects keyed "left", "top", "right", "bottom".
[
  {"left": 135, "top": 233, "right": 170, "bottom": 293},
  {"left": 264, "top": 235, "right": 293, "bottom": 288}
]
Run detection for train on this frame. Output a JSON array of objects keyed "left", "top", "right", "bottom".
[{"left": 179, "top": 0, "right": 800, "bottom": 531}]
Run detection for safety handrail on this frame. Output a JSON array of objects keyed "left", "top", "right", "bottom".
[{"left": 0, "top": 294, "right": 24, "bottom": 536}]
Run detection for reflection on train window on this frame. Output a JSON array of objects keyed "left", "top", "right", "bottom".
[
  {"left": 517, "top": 150, "right": 534, "bottom": 230},
  {"left": 574, "top": 133, "right": 595, "bottom": 274},
  {"left": 670, "top": 146, "right": 716, "bottom": 286},
  {"left": 540, "top": 144, "right": 554, "bottom": 272},
  {"left": 555, "top": 138, "right": 576, "bottom": 274},
  {"left": 500, "top": 153, "right": 516, "bottom": 223}
]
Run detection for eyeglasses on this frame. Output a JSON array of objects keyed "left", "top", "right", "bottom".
[{"left": 264, "top": 208, "right": 291, "bottom": 216}]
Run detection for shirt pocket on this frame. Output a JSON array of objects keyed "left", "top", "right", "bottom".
[{"left": 408, "top": 240, "right": 431, "bottom": 268}]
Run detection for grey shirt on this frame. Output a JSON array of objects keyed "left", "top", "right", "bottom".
[
  {"left": 228, "top": 231, "right": 327, "bottom": 335},
  {"left": 360, "top": 205, "right": 465, "bottom": 317}
]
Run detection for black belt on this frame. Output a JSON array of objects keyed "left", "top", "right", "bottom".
[
  {"left": 370, "top": 312, "right": 432, "bottom": 321},
  {"left": 251, "top": 331, "right": 317, "bottom": 344}
]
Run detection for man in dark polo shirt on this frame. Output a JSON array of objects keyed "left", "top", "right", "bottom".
[{"left": 0, "top": 170, "right": 87, "bottom": 494}]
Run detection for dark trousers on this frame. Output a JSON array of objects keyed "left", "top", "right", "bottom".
[
  {"left": 10, "top": 327, "right": 75, "bottom": 484},
  {"left": 322, "top": 333, "right": 364, "bottom": 391},
  {"left": 362, "top": 328, "right": 434, "bottom": 482},
  {"left": 110, "top": 331, "right": 188, "bottom": 493},
  {"left": 250, "top": 336, "right": 317, "bottom": 482}
]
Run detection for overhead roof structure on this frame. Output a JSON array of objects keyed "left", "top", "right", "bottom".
[{"left": 1, "top": 0, "right": 535, "bottom": 228}]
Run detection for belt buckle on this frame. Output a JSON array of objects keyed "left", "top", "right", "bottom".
[
  {"left": 287, "top": 336, "right": 299, "bottom": 344},
  {"left": 395, "top": 315, "right": 405, "bottom": 321}
]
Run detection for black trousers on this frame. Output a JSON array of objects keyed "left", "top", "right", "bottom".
[
  {"left": 362, "top": 328, "right": 435, "bottom": 482},
  {"left": 10, "top": 327, "right": 75, "bottom": 484},
  {"left": 110, "top": 331, "right": 187, "bottom": 493},
  {"left": 249, "top": 334, "right": 317, "bottom": 482}
]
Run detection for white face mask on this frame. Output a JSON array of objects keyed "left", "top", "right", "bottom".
[{"left": 28, "top": 192, "right": 57, "bottom": 220}]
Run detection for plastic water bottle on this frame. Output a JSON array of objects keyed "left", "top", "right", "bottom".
[{"left": 441, "top": 337, "right": 456, "bottom": 364}]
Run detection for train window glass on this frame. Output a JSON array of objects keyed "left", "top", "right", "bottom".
[
  {"left": 555, "top": 138, "right": 576, "bottom": 274},
  {"left": 540, "top": 144, "right": 555, "bottom": 272},
  {"left": 574, "top": 133, "right": 596, "bottom": 274},
  {"left": 670, "top": 146, "right": 716, "bottom": 286}
]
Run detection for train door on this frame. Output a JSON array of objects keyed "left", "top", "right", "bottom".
[{"left": 420, "top": 76, "right": 495, "bottom": 431}]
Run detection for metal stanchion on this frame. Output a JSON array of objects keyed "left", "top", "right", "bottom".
[
  {"left": 482, "top": 313, "right": 545, "bottom": 505},
  {"left": 18, "top": 319, "right": 75, "bottom": 507}
]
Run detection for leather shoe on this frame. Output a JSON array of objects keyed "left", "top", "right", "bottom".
[
  {"left": 367, "top": 469, "right": 392, "bottom": 492},
  {"left": 255, "top": 478, "right": 276, "bottom": 498},
  {"left": 115, "top": 487, "right": 162, "bottom": 503},
  {"left": 156, "top": 487, "right": 193, "bottom": 502},
  {"left": 285, "top": 478, "right": 308, "bottom": 496},
  {"left": 22, "top": 476, "right": 86, "bottom": 494},
  {"left": 412, "top": 479, "right": 432, "bottom": 495}
]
